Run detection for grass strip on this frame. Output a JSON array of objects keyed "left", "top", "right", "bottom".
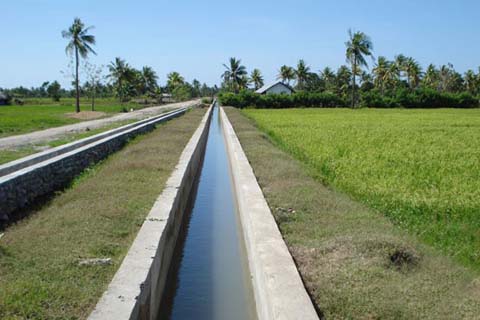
[
  {"left": 225, "top": 107, "right": 480, "bottom": 319},
  {"left": 0, "top": 108, "right": 206, "bottom": 319},
  {"left": 0, "top": 120, "right": 137, "bottom": 165}
]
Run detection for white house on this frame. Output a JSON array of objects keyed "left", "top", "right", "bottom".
[{"left": 255, "top": 81, "right": 294, "bottom": 95}]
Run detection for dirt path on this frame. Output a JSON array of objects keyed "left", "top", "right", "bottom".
[{"left": 0, "top": 100, "right": 200, "bottom": 149}]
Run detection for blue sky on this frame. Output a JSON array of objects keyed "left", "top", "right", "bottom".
[{"left": 1, "top": 0, "right": 479, "bottom": 88}]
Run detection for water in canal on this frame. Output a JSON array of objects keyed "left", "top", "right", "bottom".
[{"left": 159, "top": 105, "right": 256, "bottom": 320}]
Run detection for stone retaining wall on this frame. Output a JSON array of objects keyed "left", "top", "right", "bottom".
[
  {"left": 0, "top": 108, "right": 190, "bottom": 224},
  {"left": 0, "top": 108, "right": 188, "bottom": 177}
]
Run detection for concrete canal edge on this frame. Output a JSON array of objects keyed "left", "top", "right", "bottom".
[
  {"left": 0, "top": 107, "right": 192, "bottom": 223},
  {"left": 88, "top": 103, "right": 213, "bottom": 320},
  {"left": 220, "top": 107, "right": 319, "bottom": 320}
]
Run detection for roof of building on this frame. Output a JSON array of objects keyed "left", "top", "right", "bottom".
[
  {"left": 0, "top": 92, "right": 8, "bottom": 100},
  {"left": 255, "top": 81, "right": 295, "bottom": 94}
]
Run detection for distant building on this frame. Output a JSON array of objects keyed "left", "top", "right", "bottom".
[
  {"left": 255, "top": 81, "right": 295, "bottom": 95},
  {"left": 0, "top": 92, "right": 9, "bottom": 105}
]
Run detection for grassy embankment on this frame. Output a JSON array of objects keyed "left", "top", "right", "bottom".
[
  {"left": 0, "top": 119, "right": 136, "bottom": 165},
  {"left": 225, "top": 107, "right": 480, "bottom": 319},
  {"left": 0, "top": 97, "right": 144, "bottom": 138},
  {"left": 0, "top": 108, "right": 206, "bottom": 319}
]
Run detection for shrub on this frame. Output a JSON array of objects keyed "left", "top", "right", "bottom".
[
  {"left": 219, "top": 89, "right": 479, "bottom": 109},
  {"left": 201, "top": 97, "right": 213, "bottom": 104},
  {"left": 218, "top": 91, "right": 347, "bottom": 109},
  {"left": 360, "top": 90, "right": 399, "bottom": 108}
]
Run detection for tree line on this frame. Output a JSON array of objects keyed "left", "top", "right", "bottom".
[
  {"left": 220, "top": 30, "right": 480, "bottom": 108},
  {"left": 0, "top": 18, "right": 217, "bottom": 111}
]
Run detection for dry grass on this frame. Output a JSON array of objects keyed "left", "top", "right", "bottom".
[
  {"left": 0, "top": 108, "right": 206, "bottom": 319},
  {"left": 224, "top": 107, "right": 480, "bottom": 319}
]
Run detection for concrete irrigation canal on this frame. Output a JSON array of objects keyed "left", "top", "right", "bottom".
[
  {"left": 158, "top": 105, "right": 256, "bottom": 319},
  {"left": 88, "top": 101, "right": 317, "bottom": 319}
]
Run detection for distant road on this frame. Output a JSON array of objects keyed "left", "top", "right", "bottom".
[{"left": 0, "top": 100, "right": 200, "bottom": 149}]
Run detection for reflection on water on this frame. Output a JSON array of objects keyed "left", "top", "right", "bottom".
[{"left": 159, "top": 105, "right": 256, "bottom": 320}]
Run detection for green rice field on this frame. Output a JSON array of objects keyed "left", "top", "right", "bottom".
[{"left": 243, "top": 108, "right": 480, "bottom": 269}]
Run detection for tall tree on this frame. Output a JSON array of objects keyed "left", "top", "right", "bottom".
[
  {"left": 62, "top": 18, "right": 96, "bottom": 113},
  {"left": 464, "top": 70, "right": 478, "bottom": 95},
  {"left": 372, "top": 56, "right": 390, "bottom": 93},
  {"left": 222, "top": 57, "right": 247, "bottom": 93},
  {"left": 423, "top": 64, "right": 439, "bottom": 90},
  {"left": 320, "top": 67, "right": 336, "bottom": 92},
  {"left": 405, "top": 57, "right": 423, "bottom": 90},
  {"left": 167, "top": 71, "right": 185, "bottom": 92},
  {"left": 345, "top": 29, "right": 374, "bottom": 107},
  {"left": 394, "top": 54, "right": 408, "bottom": 81},
  {"left": 295, "top": 59, "right": 311, "bottom": 90},
  {"left": 108, "top": 57, "right": 134, "bottom": 102},
  {"left": 83, "top": 62, "right": 104, "bottom": 111},
  {"left": 250, "top": 69, "right": 264, "bottom": 90},
  {"left": 140, "top": 66, "right": 158, "bottom": 95},
  {"left": 47, "top": 81, "right": 62, "bottom": 101},
  {"left": 277, "top": 65, "right": 296, "bottom": 86},
  {"left": 336, "top": 65, "right": 353, "bottom": 97}
]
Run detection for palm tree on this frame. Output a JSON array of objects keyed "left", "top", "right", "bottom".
[
  {"left": 345, "top": 29, "right": 374, "bottom": 107},
  {"left": 372, "top": 56, "right": 390, "bottom": 93},
  {"left": 222, "top": 57, "right": 247, "bottom": 93},
  {"left": 385, "top": 62, "right": 400, "bottom": 90},
  {"left": 140, "top": 66, "right": 158, "bottom": 95},
  {"left": 250, "top": 69, "right": 264, "bottom": 90},
  {"left": 277, "top": 65, "right": 296, "bottom": 86},
  {"left": 62, "top": 18, "right": 96, "bottom": 113},
  {"left": 295, "top": 59, "right": 311, "bottom": 90},
  {"left": 394, "top": 54, "right": 408, "bottom": 81},
  {"left": 239, "top": 75, "right": 250, "bottom": 90},
  {"left": 167, "top": 71, "right": 185, "bottom": 91},
  {"left": 405, "top": 57, "right": 423, "bottom": 90},
  {"left": 423, "top": 64, "right": 439, "bottom": 90},
  {"left": 320, "top": 67, "right": 336, "bottom": 92},
  {"left": 464, "top": 70, "right": 478, "bottom": 95},
  {"left": 439, "top": 64, "right": 454, "bottom": 92},
  {"left": 336, "top": 65, "right": 352, "bottom": 97},
  {"left": 108, "top": 57, "right": 133, "bottom": 102}
]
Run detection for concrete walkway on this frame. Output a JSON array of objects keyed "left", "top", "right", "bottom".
[{"left": 0, "top": 100, "right": 200, "bottom": 149}]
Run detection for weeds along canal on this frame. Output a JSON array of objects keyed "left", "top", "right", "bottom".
[{"left": 158, "top": 104, "right": 256, "bottom": 320}]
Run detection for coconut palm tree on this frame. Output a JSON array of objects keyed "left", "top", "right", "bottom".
[
  {"left": 439, "top": 64, "right": 454, "bottom": 92},
  {"left": 372, "top": 56, "right": 390, "bottom": 93},
  {"left": 394, "top": 54, "right": 408, "bottom": 81},
  {"left": 277, "top": 65, "right": 296, "bottom": 86},
  {"left": 295, "top": 59, "right": 311, "bottom": 90},
  {"left": 222, "top": 57, "right": 247, "bottom": 93},
  {"left": 336, "top": 65, "right": 353, "bottom": 97},
  {"left": 108, "top": 57, "right": 134, "bottom": 102},
  {"left": 250, "top": 69, "right": 264, "bottom": 90},
  {"left": 140, "top": 66, "right": 158, "bottom": 95},
  {"left": 423, "top": 64, "right": 439, "bottom": 90},
  {"left": 345, "top": 29, "right": 374, "bottom": 107},
  {"left": 405, "top": 57, "right": 423, "bottom": 90},
  {"left": 167, "top": 72, "right": 185, "bottom": 91},
  {"left": 464, "top": 70, "right": 478, "bottom": 95},
  {"left": 62, "top": 18, "right": 96, "bottom": 112},
  {"left": 384, "top": 62, "right": 400, "bottom": 90},
  {"left": 320, "top": 67, "right": 336, "bottom": 92}
]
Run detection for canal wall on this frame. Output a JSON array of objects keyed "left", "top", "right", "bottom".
[
  {"left": 220, "top": 107, "right": 319, "bottom": 320},
  {"left": 88, "top": 103, "right": 213, "bottom": 320},
  {"left": 0, "top": 107, "right": 191, "bottom": 223}
]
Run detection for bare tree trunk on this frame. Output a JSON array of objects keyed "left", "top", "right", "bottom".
[
  {"left": 92, "top": 86, "right": 96, "bottom": 111},
  {"left": 75, "top": 47, "right": 80, "bottom": 113},
  {"left": 351, "top": 58, "right": 356, "bottom": 108}
]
